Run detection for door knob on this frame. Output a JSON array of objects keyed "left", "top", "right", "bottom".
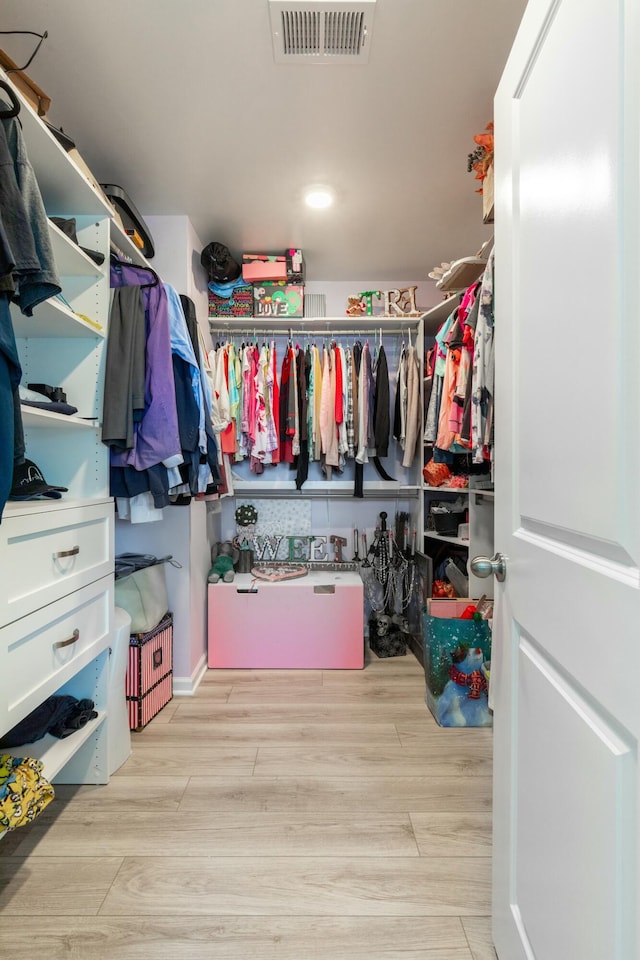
[{"left": 470, "top": 552, "right": 507, "bottom": 582}]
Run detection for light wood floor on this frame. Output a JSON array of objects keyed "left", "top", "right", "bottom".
[{"left": 0, "top": 650, "right": 495, "bottom": 960}]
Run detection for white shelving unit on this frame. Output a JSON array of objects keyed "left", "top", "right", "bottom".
[
  {"left": 20, "top": 407, "right": 100, "bottom": 430},
  {"left": 420, "top": 297, "right": 495, "bottom": 598},
  {"left": 0, "top": 67, "right": 115, "bottom": 805}
]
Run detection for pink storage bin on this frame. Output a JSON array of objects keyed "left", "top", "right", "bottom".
[
  {"left": 208, "top": 572, "right": 364, "bottom": 669},
  {"left": 242, "top": 256, "right": 287, "bottom": 283}
]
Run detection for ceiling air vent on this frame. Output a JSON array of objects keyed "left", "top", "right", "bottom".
[{"left": 269, "top": 0, "right": 376, "bottom": 64}]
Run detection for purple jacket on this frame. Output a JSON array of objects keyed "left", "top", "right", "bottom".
[{"left": 110, "top": 266, "right": 181, "bottom": 470}]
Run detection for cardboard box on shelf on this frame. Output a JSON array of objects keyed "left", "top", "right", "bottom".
[{"left": 253, "top": 282, "right": 304, "bottom": 318}]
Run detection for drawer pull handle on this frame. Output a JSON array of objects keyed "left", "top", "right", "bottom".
[
  {"left": 54, "top": 545, "right": 80, "bottom": 559},
  {"left": 54, "top": 629, "right": 80, "bottom": 649}
]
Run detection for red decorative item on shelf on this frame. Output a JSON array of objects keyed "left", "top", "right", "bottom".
[
  {"left": 448, "top": 474, "right": 469, "bottom": 489},
  {"left": 467, "top": 122, "right": 494, "bottom": 194},
  {"left": 432, "top": 580, "right": 456, "bottom": 599},
  {"left": 459, "top": 605, "right": 477, "bottom": 620},
  {"left": 423, "top": 461, "right": 451, "bottom": 487}
]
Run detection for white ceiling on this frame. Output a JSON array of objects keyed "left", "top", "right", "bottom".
[{"left": 1, "top": 0, "right": 527, "bottom": 281}]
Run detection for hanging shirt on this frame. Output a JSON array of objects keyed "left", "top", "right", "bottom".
[
  {"left": 214, "top": 345, "right": 232, "bottom": 439},
  {"left": 204, "top": 346, "right": 228, "bottom": 436},
  {"left": 226, "top": 344, "right": 240, "bottom": 454},
  {"left": 295, "top": 346, "right": 310, "bottom": 489},
  {"left": 313, "top": 344, "right": 323, "bottom": 461},
  {"left": 337, "top": 345, "right": 349, "bottom": 458},
  {"left": 398, "top": 347, "right": 407, "bottom": 447},
  {"left": 402, "top": 345, "right": 420, "bottom": 468},
  {"left": 345, "top": 346, "right": 356, "bottom": 459},
  {"left": 247, "top": 345, "right": 259, "bottom": 453},
  {"left": 279, "top": 346, "right": 295, "bottom": 463},
  {"left": 366, "top": 345, "right": 375, "bottom": 449},
  {"left": 356, "top": 342, "right": 371, "bottom": 465},
  {"left": 109, "top": 278, "right": 182, "bottom": 471},
  {"left": 164, "top": 283, "right": 205, "bottom": 448},
  {"left": 269, "top": 342, "right": 280, "bottom": 464},
  {"left": 472, "top": 249, "right": 495, "bottom": 462},
  {"left": 264, "top": 342, "right": 279, "bottom": 462},
  {"left": 291, "top": 345, "right": 300, "bottom": 457},
  {"left": 373, "top": 343, "right": 390, "bottom": 458},
  {"left": 307, "top": 344, "right": 316, "bottom": 461},
  {"left": 251, "top": 343, "right": 269, "bottom": 469}
]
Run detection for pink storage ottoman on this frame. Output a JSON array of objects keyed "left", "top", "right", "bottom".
[{"left": 208, "top": 571, "right": 364, "bottom": 669}]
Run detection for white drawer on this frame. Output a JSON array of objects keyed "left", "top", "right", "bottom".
[
  {"left": 0, "top": 576, "right": 113, "bottom": 738},
  {"left": 0, "top": 501, "right": 114, "bottom": 625}
]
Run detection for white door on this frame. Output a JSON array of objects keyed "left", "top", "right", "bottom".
[{"left": 491, "top": 1, "right": 640, "bottom": 958}]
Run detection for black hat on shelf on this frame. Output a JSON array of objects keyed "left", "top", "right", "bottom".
[
  {"left": 10, "top": 459, "right": 68, "bottom": 501},
  {"left": 200, "top": 242, "right": 241, "bottom": 283}
]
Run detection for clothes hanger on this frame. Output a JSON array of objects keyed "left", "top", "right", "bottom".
[
  {"left": 0, "top": 80, "right": 21, "bottom": 119},
  {"left": 110, "top": 253, "right": 159, "bottom": 288}
]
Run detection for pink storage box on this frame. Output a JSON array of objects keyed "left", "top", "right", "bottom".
[
  {"left": 126, "top": 612, "right": 173, "bottom": 729},
  {"left": 242, "top": 255, "right": 287, "bottom": 283},
  {"left": 208, "top": 571, "right": 364, "bottom": 669}
]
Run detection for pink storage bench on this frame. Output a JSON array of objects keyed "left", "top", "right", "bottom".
[{"left": 208, "top": 571, "right": 363, "bottom": 669}]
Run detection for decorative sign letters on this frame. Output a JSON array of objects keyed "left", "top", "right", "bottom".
[
  {"left": 382, "top": 286, "right": 418, "bottom": 316},
  {"left": 346, "top": 285, "right": 419, "bottom": 318},
  {"left": 239, "top": 534, "right": 348, "bottom": 564}
]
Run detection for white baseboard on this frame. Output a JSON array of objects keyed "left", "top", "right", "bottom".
[{"left": 172, "top": 653, "right": 208, "bottom": 696}]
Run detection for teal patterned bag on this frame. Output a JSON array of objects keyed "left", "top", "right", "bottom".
[{"left": 423, "top": 603, "right": 492, "bottom": 727}]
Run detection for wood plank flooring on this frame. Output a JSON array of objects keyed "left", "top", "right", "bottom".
[{"left": 0, "top": 649, "right": 495, "bottom": 960}]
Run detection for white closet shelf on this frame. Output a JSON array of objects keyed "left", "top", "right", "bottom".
[
  {"left": 424, "top": 530, "right": 469, "bottom": 547},
  {"left": 11, "top": 297, "right": 104, "bottom": 339},
  {"left": 0, "top": 69, "right": 112, "bottom": 218},
  {"left": 21, "top": 406, "right": 100, "bottom": 430},
  {"left": 210, "top": 315, "right": 425, "bottom": 334},
  {"left": 423, "top": 485, "right": 494, "bottom": 498},
  {"left": 436, "top": 256, "right": 487, "bottom": 293},
  {"left": 48, "top": 220, "right": 104, "bottom": 279},
  {"left": 6, "top": 711, "right": 106, "bottom": 783},
  {"left": 2, "top": 497, "right": 113, "bottom": 519},
  {"left": 423, "top": 484, "right": 470, "bottom": 493},
  {"left": 232, "top": 480, "right": 420, "bottom": 497},
  {"left": 110, "top": 221, "right": 154, "bottom": 269}
]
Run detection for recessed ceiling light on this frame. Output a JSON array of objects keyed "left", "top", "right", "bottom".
[{"left": 304, "top": 187, "right": 334, "bottom": 209}]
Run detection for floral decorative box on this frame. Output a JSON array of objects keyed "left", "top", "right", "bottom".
[{"left": 253, "top": 282, "right": 304, "bottom": 318}]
